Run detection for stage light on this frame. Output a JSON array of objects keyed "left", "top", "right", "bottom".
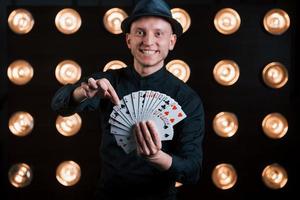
[
  {"left": 214, "top": 8, "right": 241, "bottom": 35},
  {"left": 55, "top": 8, "right": 81, "bottom": 34},
  {"left": 263, "top": 9, "right": 290, "bottom": 35},
  {"left": 8, "top": 8, "right": 34, "bottom": 34},
  {"left": 262, "top": 62, "right": 288, "bottom": 89},
  {"left": 166, "top": 59, "right": 190, "bottom": 83},
  {"left": 171, "top": 8, "right": 191, "bottom": 33},
  {"left": 262, "top": 163, "right": 288, "bottom": 189},
  {"left": 103, "top": 60, "right": 127, "bottom": 72},
  {"left": 213, "top": 59, "right": 239, "bottom": 86},
  {"left": 56, "top": 161, "right": 81, "bottom": 186},
  {"left": 55, "top": 60, "right": 81, "bottom": 85},
  {"left": 8, "top": 111, "right": 34, "bottom": 137},
  {"left": 262, "top": 113, "right": 288, "bottom": 139},
  {"left": 212, "top": 163, "right": 237, "bottom": 190},
  {"left": 213, "top": 112, "right": 238, "bottom": 138},
  {"left": 55, "top": 113, "right": 82, "bottom": 137},
  {"left": 8, "top": 163, "right": 33, "bottom": 188},
  {"left": 7, "top": 60, "right": 34, "bottom": 85},
  {"left": 175, "top": 182, "right": 183, "bottom": 187},
  {"left": 103, "top": 8, "right": 128, "bottom": 34}
]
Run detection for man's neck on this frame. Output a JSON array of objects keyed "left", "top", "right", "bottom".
[{"left": 134, "top": 62, "right": 164, "bottom": 77}]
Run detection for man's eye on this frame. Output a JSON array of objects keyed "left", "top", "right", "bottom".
[
  {"left": 136, "top": 31, "right": 144, "bottom": 36},
  {"left": 155, "top": 32, "right": 162, "bottom": 37}
]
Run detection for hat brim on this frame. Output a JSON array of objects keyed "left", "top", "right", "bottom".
[{"left": 121, "top": 13, "right": 183, "bottom": 37}]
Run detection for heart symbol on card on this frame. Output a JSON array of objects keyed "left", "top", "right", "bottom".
[
  {"left": 178, "top": 113, "right": 183, "bottom": 117},
  {"left": 170, "top": 118, "right": 175, "bottom": 123},
  {"left": 164, "top": 111, "right": 169, "bottom": 116},
  {"left": 172, "top": 105, "right": 177, "bottom": 110}
]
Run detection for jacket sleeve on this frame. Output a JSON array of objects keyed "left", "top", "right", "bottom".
[{"left": 166, "top": 90, "right": 205, "bottom": 185}]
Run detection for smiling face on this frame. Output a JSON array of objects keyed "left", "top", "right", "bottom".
[{"left": 126, "top": 16, "right": 177, "bottom": 76}]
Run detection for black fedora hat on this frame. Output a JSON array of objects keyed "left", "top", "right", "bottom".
[{"left": 121, "top": 0, "right": 183, "bottom": 36}]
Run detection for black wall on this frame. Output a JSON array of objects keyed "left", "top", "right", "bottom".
[{"left": 0, "top": 0, "right": 298, "bottom": 199}]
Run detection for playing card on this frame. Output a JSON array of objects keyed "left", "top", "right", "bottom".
[
  {"left": 114, "top": 134, "right": 136, "bottom": 154},
  {"left": 109, "top": 90, "right": 186, "bottom": 154}
]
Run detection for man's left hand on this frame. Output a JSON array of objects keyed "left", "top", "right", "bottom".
[{"left": 133, "top": 121, "right": 172, "bottom": 171}]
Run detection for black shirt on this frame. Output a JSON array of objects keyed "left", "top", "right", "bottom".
[{"left": 51, "top": 66, "right": 205, "bottom": 200}]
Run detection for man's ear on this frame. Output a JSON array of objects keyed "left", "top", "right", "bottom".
[
  {"left": 169, "top": 34, "right": 177, "bottom": 51},
  {"left": 126, "top": 33, "right": 131, "bottom": 49}
]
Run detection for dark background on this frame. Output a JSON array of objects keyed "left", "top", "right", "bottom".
[{"left": 0, "top": 0, "right": 298, "bottom": 199}]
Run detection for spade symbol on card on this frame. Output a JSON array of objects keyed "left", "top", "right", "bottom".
[
  {"left": 164, "top": 125, "right": 168, "bottom": 129},
  {"left": 164, "top": 100, "right": 170, "bottom": 105},
  {"left": 121, "top": 104, "right": 125, "bottom": 108}
]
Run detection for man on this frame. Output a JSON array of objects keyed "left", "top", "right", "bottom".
[{"left": 51, "top": 0, "right": 205, "bottom": 199}]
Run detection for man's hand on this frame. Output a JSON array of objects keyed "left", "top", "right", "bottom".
[
  {"left": 133, "top": 121, "right": 172, "bottom": 171},
  {"left": 72, "top": 78, "right": 120, "bottom": 105}
]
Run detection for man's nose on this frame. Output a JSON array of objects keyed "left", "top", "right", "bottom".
[{"left": 142, "top": 33, "right": 155, "bottom": 45}]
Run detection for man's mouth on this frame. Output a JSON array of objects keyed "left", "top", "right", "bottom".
[{"left": 140, "top": 49, "right": 158, "bottom": 55}]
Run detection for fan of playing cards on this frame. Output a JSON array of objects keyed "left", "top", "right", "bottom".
[{"left": 109, "top": 90, "right": 186, "bottom": 154}]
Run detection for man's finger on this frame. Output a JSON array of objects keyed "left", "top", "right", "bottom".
[
  {"left": 140, "top": 121, "right": 158, "bottom": 155},
  {"left": 146, "top": 121, "right": 161, "bottom": 150},
  {"left": 103, "top": 79, "right": 120, "bottom": 105},
  {"left": 87, "top": 78, "right": 98, "bottom": 89},
  {"left": 134, "top": 123, "right": 150, "bottom": 156}
]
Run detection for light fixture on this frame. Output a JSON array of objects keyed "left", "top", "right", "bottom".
[
  {"left": 56, "top": 161, "right": 81, "bottom": 186},
  {"left": 213, "top": 59, "right": 239, "bottom": 86},
  {"left": 262, "top": 163, "right": 288, "bottom": 189},
  {"left": 262, "top": 113, "right": 288, "bottom": 139},
  {"left": 214, "top": 8, "right": 241, "bottom": 35},
  {"left": 8, "top": 111, "right": 34, "bottom": 137},
  {"left": 103, "top": 8, "right": 128, "bottom": 34},
  {"left": 55, "top": 113, "right": 82, "bottom": 136},
  {"left": 263, "top": 9, "right": 290, "bottom": 35},
  {"left": 262, "top": 62, "right": 288, "bottom": 89},
  {"left": 55, "top": 60, "right": 81, "bottom": 85},
  {"left": 212, "top": 163, "right": 237, "bottom": 190},
  {"left": 213, "top": 112, "right": 238, "bottom": 137},
  {"left": 103, "top": 60, "right": 127, "bottom": 72},
  {"left": 166, "top": 59, "right": 190, "bottom": 83},
  {"left": 171, "top": 8, "right": 191, "bottom": 33},
  {"left": 8, "top": 163, "right": 33, "bottom": 188},
  {"left": 8, "top": 8, "right": 34, "bottom": 34},
  {"left": 55, "top": 8, "right": 81, "bottom": 34},
  {"left": 7, "top": 60, "right": 34, "bottom": 85}
]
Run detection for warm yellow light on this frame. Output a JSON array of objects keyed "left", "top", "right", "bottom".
[
  {"left": 56, "top": 161, "right": 81, "bottom": 186},
  {"left": 262, "top": 113, "right": 288, "bottom": 139},
  {"left": 8, "top": 163, "right": 33, "bottom": 188},
  {"left": 7, "top": 60, "right": 34, "bottom": 85},
  {"left": 213, "top": 112, "right": 238, "bottom": 137},
  {"left": 9, "top": 111, "right": 34, "bottom": 137},
  {"left": 8, "top": 8, "right": 34, "bottom": 34},
  {"left": 213, "top": 60, "right": 239, "bottom": 86},
  {"left": 103, "top": 8, "right": 128, "bottom": 34},
  {"left": 214, "top": 8, "right": 241, "bottom": 35},
  {"left": 55, "top": 8, "right": 81, "bottom": 34},
  {"left": 212, "top": 163, "right": 237, "bottom": 190},
  {"left": 55, "top": 60, "right": 81, "bottom": 85},
  {"left": 56, "top": 113, "right": 82, "bottom": 136},
  {"left": 262, "top": 163, "right": 288, "bottom": 189},
  {"left": 262, "top": 62, "right": 288, "bottom": 89},
  {"left": 166, "top": 60, "right": 190, "bottom": 83},
  {"left": 171, "top": 8, "right": 191, "bottom": 33},
  {"left": 263, "top": 9, "right": 290, "bottom": 35},
  {"left": 103, "top": 60, "right": 127, "bottom": 72}
]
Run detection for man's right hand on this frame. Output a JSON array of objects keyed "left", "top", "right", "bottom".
[{"left": 72, "top": 78, "right": 120, "bottom": 105}]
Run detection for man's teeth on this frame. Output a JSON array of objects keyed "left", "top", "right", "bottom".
[{"left": 141, "top": 50, "right": 156, "bottom": 55}]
